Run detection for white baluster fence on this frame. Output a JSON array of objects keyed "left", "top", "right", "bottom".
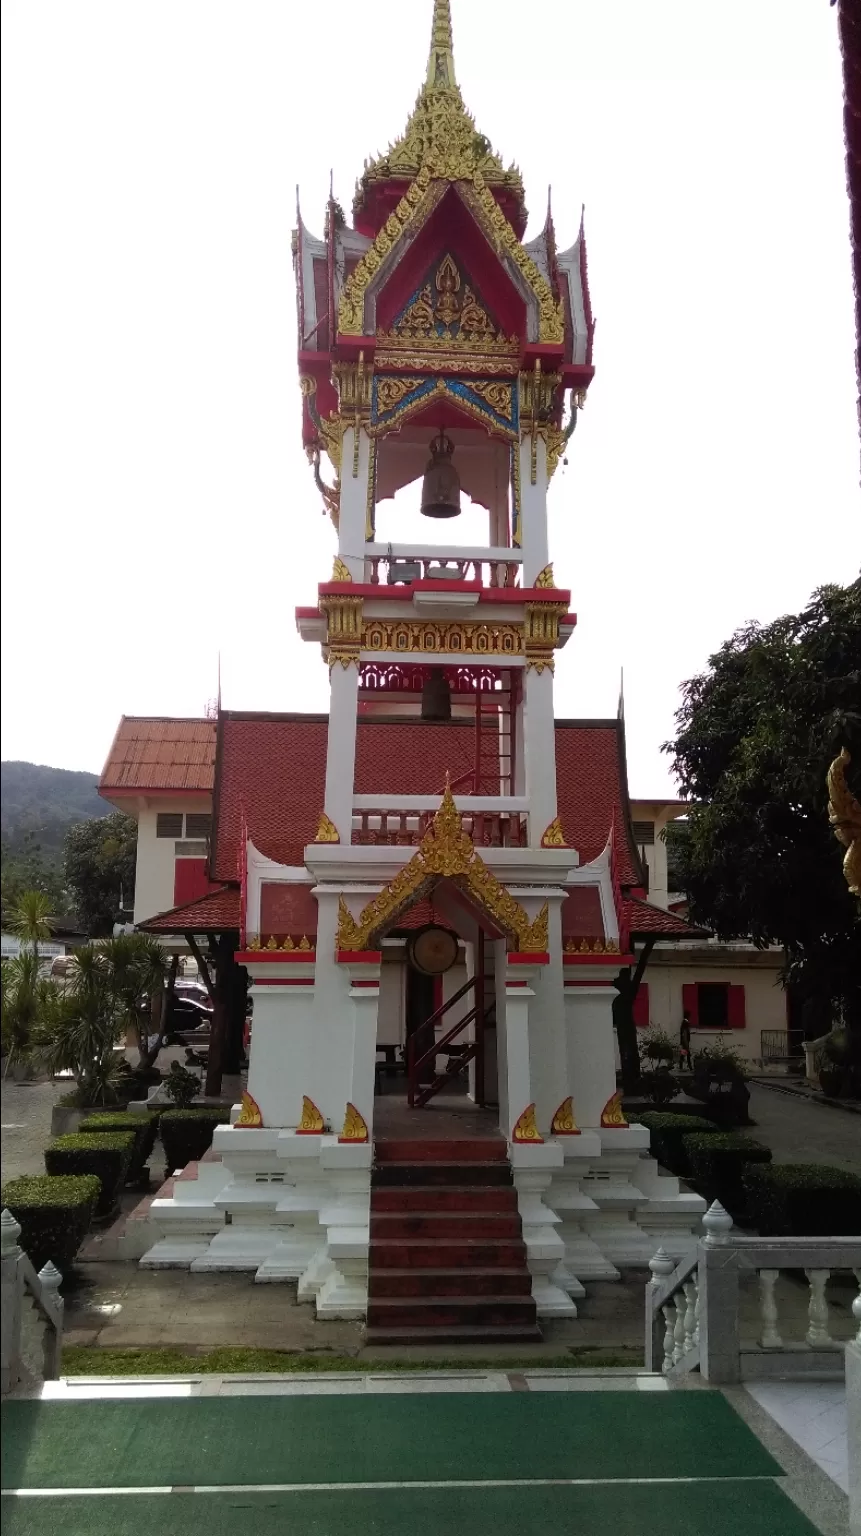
[
  {"left": 646, "top": 1201, "right": 861, "bottom": 1384},
  {"left": 1, "top": 1209, "right": 64, "bottom": 1396}
]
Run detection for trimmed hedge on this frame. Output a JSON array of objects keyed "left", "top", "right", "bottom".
[
  {"left": 637, "top": 1113, "right": 723, "bottom": 1177},
  {"left": 78, "top": 1113, "right": 157, "bottom": 1186},
  {"left": 1, "top": 1174, "right": 100, "bottom": 1275},
  {"left": 160, "top": 1108, "right": 232, "bottom": 1172},
  {"left": 684, "top": 1132, "right": 772, "bottom": 1220},
  {"left": 743, "top": 1162, "right": 861, "bottom": 1237},
  {"left": 44, "top": 1132, "right": 135, "bottom": 1220}
]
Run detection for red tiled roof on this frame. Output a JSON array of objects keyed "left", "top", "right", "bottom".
[
  {"left": 100, "top": 718, "right": 217, "bottom": 796},
  {"left": 210, "top": 713, "right": 644, "bottom": 885},
  {"left": 623, "top": 897, "right": 706, "bottom": 939},
  {"left": 141, "top": 885, "right": 239, "bottom": 933}
]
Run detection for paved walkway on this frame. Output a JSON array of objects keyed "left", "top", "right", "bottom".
[
  {"left": 1, "top": 1079, "right": 67, "bottom": 1184},
  {"left": 745, "top": 1082, "right": 861, "bottom": 1173}
]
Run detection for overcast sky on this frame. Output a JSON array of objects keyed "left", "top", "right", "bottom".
[{"left": 1, "top": 0, "right": 857, "bottom": 795}]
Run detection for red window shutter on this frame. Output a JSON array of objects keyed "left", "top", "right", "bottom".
[
  {"left": 632, "top": 982, "right": 650, "bottom": 1028},
  {"left": 727, "top": 984, "right": 746, "bottom": 1029},
  {"left": 173, "top": 858, "right": 213, "bottom": 906},
  {"left": 682, "top": 983, "right": 698, "bottom": 1027}
]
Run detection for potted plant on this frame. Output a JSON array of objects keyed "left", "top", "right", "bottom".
[
  {"left": 690, "top": 1036, "right": 751, "bottom": 1124},
  {"left": 817, "top": 1029, "right": 849, "bottom": 1097}
]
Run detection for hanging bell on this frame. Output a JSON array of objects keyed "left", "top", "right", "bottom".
[
  {"left": 420, "top": 430, "right": 461, "bottom": 519},
  {"left": 420, "top": 667, "right": 452, "bottom": 722}
]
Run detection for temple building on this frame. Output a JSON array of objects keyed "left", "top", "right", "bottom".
[{"left": 99, "top": 1, "right": 712, "bottom": 1342}]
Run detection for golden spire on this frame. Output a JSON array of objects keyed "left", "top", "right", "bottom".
[
  {"left": 426, "top": 0, "right": 457, "bottom": 90},
  {"left": 354, "top": 0, "right": 523, "bottom": 212}
]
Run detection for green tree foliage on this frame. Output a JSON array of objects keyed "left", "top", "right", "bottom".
[
  {"left": 64, "top": 813, "right": 137, "bottom": 937},
  {"left": 0, "top": 834, "right": 69, "bottom": 912},
  {"left": 664, "top": 580, "right": 861, "bottom": 1027}
]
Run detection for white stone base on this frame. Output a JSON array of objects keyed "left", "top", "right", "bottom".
[{"left": 136, "top": 1119, "right": 706, "bottom": 1321}]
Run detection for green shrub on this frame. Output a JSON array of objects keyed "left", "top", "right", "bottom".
[
  {"left": 164, "top": 1062, "right": 201, "bottom": 1108},
  {"left": 78, "top": 1113, "right": 157, "bottom": 1184},
  {"left": 638, "top": 1113, "right": 722, "bottom": 1176},
  {"left": 743, "top": 1163, "right": 861, "bottom": 1237},
  {"left": 684, "top": 1132, "right": 772, "bottom": 1220},
  {"left": 1, "top": 1174, "right": 100, "bottom": 1275},
  {"left": 160, "top": 1108, "right": 231, "bottom": 1172},
  {"left": 44, "top": 1132, "right": 135, "bottom": 1220}
]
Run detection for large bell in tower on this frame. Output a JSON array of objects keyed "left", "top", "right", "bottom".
[{"left": 420, "top": 430, "right": 461, "bottom": 519}]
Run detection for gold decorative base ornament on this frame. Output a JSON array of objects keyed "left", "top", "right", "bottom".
[
  {"left": 314, "top": 812, "right": 340, "bottom": 844},
  {"left": 296, "top": 1096, "right": 325, "bottom": 1134},
  {"left": 235, "top": 1091, "right": 264, "bottom": 1128},
  {"left": 550, "top": 1096, "right": 580, "bottom": 1135},
  {"left": 511, "top": 1103, "right": 543, "bottom": 1143},
  {"left": 600, "top": 1091, "right": 627, "bottom": 1129},
  {"left": 540, "top": 817, "right": 567, "bottom": 848},
  {"left": 339, "top": 1102, "right": 369, "bottom": 1143}
]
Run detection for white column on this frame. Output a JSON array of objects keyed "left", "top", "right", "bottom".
[
  {"left": 245, "top": 960, "right": 316, "bottom": 1128},
  {"left": 310, "top": 889, "right": 355, "bottom": 1126},
  {"left": 563, "top": 979, "right": 617, "bottom": 1127},
  {"left": 500, "top": 965, "right": 535, "bottom": 1139},
  {"left": 345, "top": 958, "right": 382, "bottom": 1136},
  {"left": 524, "top": 895, "right": 567, "bottom": 1129},
  {"left": 518, "top": 436, "right": 549, "bottom": 585},
  {"left": 338, "top": 426, "right": 372, "bottom": 580},
  {"left": 324, "top": 659, "right": 359, "bottom": 844},
  {"left": 523, "top": 665, "right": 558, "bottom": 844}
]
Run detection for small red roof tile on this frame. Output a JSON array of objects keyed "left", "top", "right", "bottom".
[
  {"left": 100, "top": 717, "right": 217, "bottom": 796},
  {"left": 623, "top": 897, "right": 707, "bottom": 938},
  {"left": 140, "top": 886, "right": 240, "bottom": 933}
]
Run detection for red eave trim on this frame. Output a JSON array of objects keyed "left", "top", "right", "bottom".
[
  {"left": 563, "top": 952, "right": 633, "bottom": 967},
  {"left": 100, "top": 785, "right": 213, "bottom": 798},
  {"left": 314, "top": 583, "right": 573, "bottom": 605},
  {"left": 507, "top": 951, "right": 550, "bottom": 965},
  {"left": 336, "top": 950, "right": 382, "bottom": 963}
]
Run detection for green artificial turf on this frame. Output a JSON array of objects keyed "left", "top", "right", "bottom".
[
  {"left": 61, "top": 1345, "right": 642, "bottom": 1375},
  {"left": 0, "top": 1481, "right": 819, "bottom": 1536},
  {"left": 2, "top": 1393, "right": 782, "bottom": 1492}
]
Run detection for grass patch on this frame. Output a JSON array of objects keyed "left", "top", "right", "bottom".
[{"left": 62, "top": 1345, "right": 643, "bottom": 1376}]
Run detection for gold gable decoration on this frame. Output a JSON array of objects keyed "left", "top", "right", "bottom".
[{"left": 335, "top": 781, "right": 548, "bottom": 952}]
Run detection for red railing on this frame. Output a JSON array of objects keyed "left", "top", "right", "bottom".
[
  {"left": 408, "top": 971, "right": 488, "bottom": 1108},
  {"left": 352, "top": 808, "right": 527, "bottom": 847}
]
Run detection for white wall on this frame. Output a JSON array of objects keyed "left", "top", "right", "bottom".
[
  {"left": 133, "top": 794, "right": 213, "bottom": 924},
  {"left": 640, "top": 952, "right": 787, "bottom": 1063},
  {"left": 629, "top": 798, "right": 687, "bottom": 909}
]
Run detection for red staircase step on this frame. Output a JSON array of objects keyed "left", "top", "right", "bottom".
[
  {"left": 372, "top": 1186, "right": 518, "bottom": 1214},
  {"left": 369, "top": 1269, "right": 532, "bottom": 1298},
  {"left": 367, "top": 1296, "right": 537, "bottom": 1330},
  {"left": 370, "top": 1240, "right": 527, "bottom": 1269},
  {"left": 374, "top": 1139, "right": 507, "bottom": 1163},
  {"left": 372, "top": 1162, "right": 513, "bottom": 1187},
  {"left": 370, "top": 1212, "right": 521, "bottom": 1240}
]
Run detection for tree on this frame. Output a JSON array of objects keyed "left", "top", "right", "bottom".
[
  {"left": 97, "top": 932, "right": 168, "bottom": 1068},
  {"left": 664, "top": 579, "right": 861, "bottom": 1030},
  {"left": 64, "top": 813, "right": 137, "bottom": 937},
  {"left": 1, "top": 952, "right": 42, "bottom": 1074},
  {"left": 6, "top": 889, "right": 53, "bottom": 968},
  {"left": 31, "top": 945, "right": 124, "bottom": 1105},
  {"left": 0, "top": 836, "right": 68, "bottom": 913}
]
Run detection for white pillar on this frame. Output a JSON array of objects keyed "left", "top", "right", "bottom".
[
  {"left": 563, "top": 979, "right": 617, "bottom": 1127},
  {"left": 345, "top": 958, "right": 381, "bottom": 1136},
  {"left": 500, "top": 964, "right": 535, "bottom": 1139},
  {"left": 338, "top": 426, "right": 372, "bottom": 580},
  {"left": 310, "top": 889, "right": 355, "bottom": 1127},
  {"left": 324, "top": 660, "right": 359, "bottom": 844},
  {"left": 518, "top": 435, "right": 549, "bottom": 585},
  {"left": 523, "top": 665, "right": 558, "bottom": 844},
  {"left": 524, "top": 895, "right": 567, "bottom": 1129},
  {"left": 245, "top": 959, "right": 316, "bottom": 1128}
]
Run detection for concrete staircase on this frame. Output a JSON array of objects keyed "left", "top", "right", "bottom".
[{"left": 366, "top": 1139, "right": 541, "bottom": 1346}]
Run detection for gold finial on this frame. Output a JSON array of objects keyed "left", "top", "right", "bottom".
[
  {"left": 550, "top": 1097, "right": 580, "bottom": 1136},
  {"left": 512, "top": 1103, "right": 544, "bottom": 1143},
  {"left": 600, "top": 1091, "right": 627, "bottom": 1129},
  {"left": 540, "top": 817, "right": 567, "bottom": 847},
  {"left": 331, "top": 556, "right": 352, "bottom": 582},
  {"left": 827, "top": 748, "right": 861, "bottom": 897},
  {"left": 235, "top": 1090, "right": 263, "bottom": 1128},
  {"left": 296, "top": 1096, "right": 325, "bottom": 1134},
  {"left": 534, "top": 564, "right": 556, "bottom": 589},
  {"left": 426, "top": 0, "right": 457, "bottom": 90},
  {"left": 339, "top": 1102, "right": 369, "bottom": 1142}
]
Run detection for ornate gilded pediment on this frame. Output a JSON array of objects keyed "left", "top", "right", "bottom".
[
  {"left": 336, "top": 781, "right": 548, "bottom": 953},
  {"left": 380, "top": 252, "right": 518, "bottom": 356}
]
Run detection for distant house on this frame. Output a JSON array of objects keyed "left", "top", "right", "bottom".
[
  {"left": 1, "top": 917, "right": 88, "bottom": 971},
  {"left": 629, "top": 798, "right": 791, "bottom": 1067}
]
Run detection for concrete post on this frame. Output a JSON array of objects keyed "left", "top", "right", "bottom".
[
  {"left": 518, "top": 436, "right": 549, "bottom": 585},
  {"left": 697, "top": 1208, "right": 740, "bottom": 1384},
  {"left": 1, "top": 1210, "right": 23, "bottom": 1397},
  {"left": 323, "top": 660, "right": 360, "bottom": 845},
  {"left": 522, "top": 665, "right": 557, "bottom": 845},
  {"left": 849, "top": 1295, "right": 861, "bottom": 1536}
]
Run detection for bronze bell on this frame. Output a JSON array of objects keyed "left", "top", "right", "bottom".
[
  {"left": 421, "top": 667, "right": 452, "bottom": 721},
  {"left": 420, "top": 430, "right": 461, "bottom": 519}
]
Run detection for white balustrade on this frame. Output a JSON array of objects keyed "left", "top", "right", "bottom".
[
  {"left": 804, "top": 1268, "right": 833, "bottom": 1348},
  {"left": 758, "top": 1269, "right": 782, "bottom": 1349}
]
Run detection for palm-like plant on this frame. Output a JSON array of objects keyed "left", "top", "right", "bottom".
[
  {"left": 7, "top": 890, "right": 53, "bottom": 969},
  {"left": 96, "top": 933, "right": 168, "bottom": 1067},
  {"left": 1, "top": 952, "right": 41, "bottom": 1075},
  {"left": 30, "top": 945, "right": 124, "bottom": 1105}
]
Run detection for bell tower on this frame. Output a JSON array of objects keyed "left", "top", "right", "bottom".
[{"left": 294, "top": 0, "right": 595, "bottom": 854}]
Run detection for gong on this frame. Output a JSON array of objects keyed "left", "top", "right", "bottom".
[{"left": 408, "top": 924, "right": 458, "bottom": 976}]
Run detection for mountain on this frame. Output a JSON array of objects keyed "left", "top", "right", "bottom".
[{"left": 1, "top": 761, "right": 105, "bottom": 863}]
